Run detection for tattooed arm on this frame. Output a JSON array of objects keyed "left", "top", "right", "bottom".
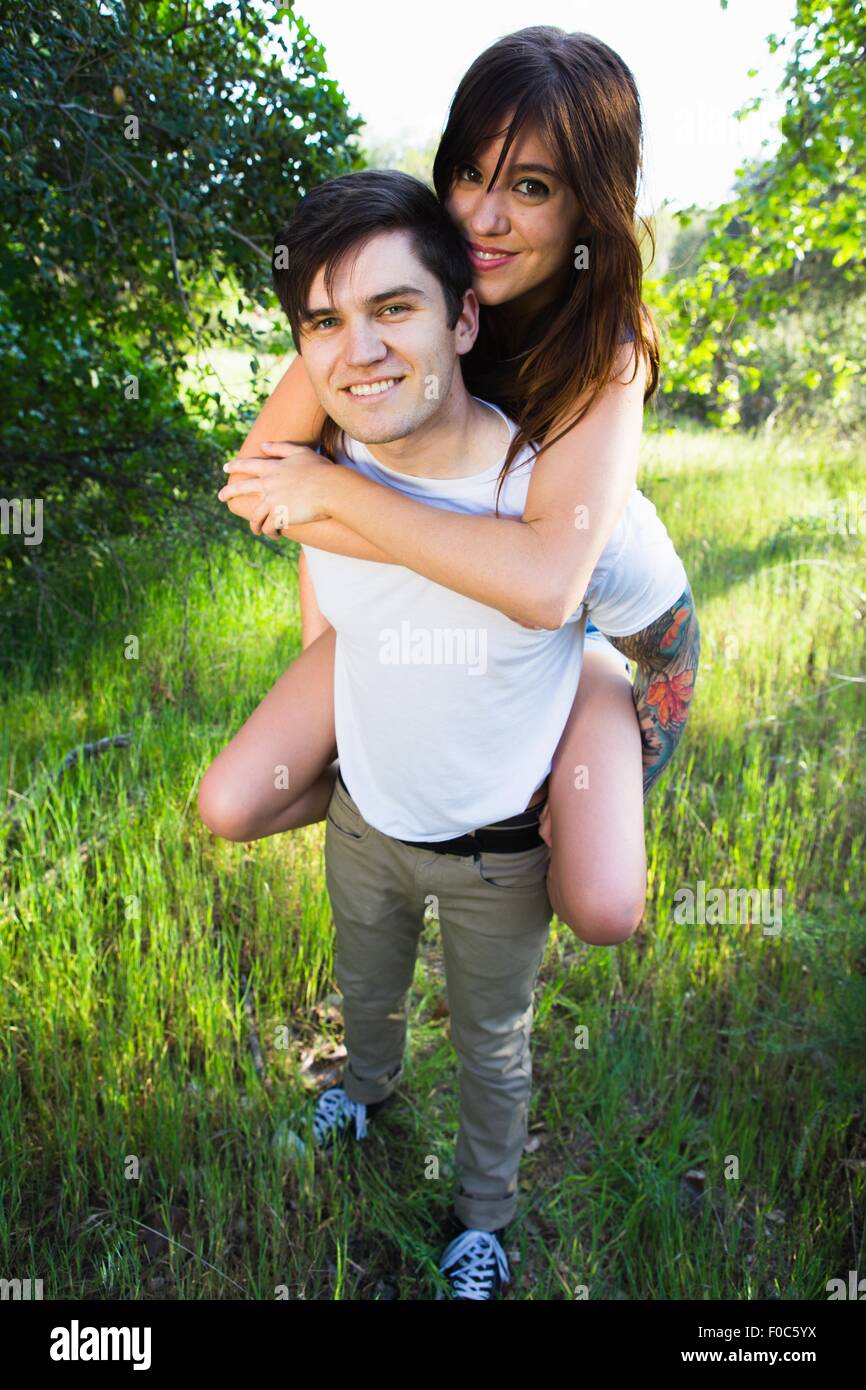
[{"left": 604, "top": 583, "right": 701, "bottom": 800}]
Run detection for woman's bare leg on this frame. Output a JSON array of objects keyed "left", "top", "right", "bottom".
[
  {"left": 197, "top": 625, "right": 338, "bottom": 843},
  {"left": 541, "top": 643, "right": 647, "bottom": 945}
]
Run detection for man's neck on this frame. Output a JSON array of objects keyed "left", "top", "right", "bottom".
[{"left": 362, "top": 384, "right": 509, "bottom": 480}]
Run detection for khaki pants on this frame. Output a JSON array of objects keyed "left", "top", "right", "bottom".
[{"left": 324, "top": 774, "right": 553, "bottom": 1232}]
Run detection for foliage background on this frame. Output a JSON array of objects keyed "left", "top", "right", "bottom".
[
  {"left": 0, "top": 0, "right": 363, "bottom": 653},
  {"left": 2, "top": 1, "right": 864, "bottom": 659},
  {"left": 0, "top": 0, "right": 864, "bottom": 1305}
]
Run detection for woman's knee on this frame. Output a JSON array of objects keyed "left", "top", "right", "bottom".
[
  {"left": 197, "top": 764, "right": 258, "bottom": 842},
  {"left": 548, "top": 873, "right": 645, "bottom": 945}
]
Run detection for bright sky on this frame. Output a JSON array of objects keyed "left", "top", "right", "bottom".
[{"left": 295, "top": 0, "right": 796, "bottom": 212}]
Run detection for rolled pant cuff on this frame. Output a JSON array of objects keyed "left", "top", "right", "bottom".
[
  {"left": 341, "top": 1061, "right": 403, "bottom": 1107},
  {"left": 453, "top": 1191, "right": 518, "bottom": 1233}
]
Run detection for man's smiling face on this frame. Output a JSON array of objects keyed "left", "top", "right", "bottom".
[{"left": 298, "top": 228, "right": 477, "bottom": 445}]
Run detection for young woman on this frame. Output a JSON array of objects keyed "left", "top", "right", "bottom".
[{"left": 199, "top": 26, "right": 699, "bottom": 944}]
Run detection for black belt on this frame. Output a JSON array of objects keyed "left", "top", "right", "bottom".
[{"left": 336, "top": 769, "right": 546, "bottom": 856}]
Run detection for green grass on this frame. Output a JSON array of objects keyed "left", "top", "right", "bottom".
[{"left": 1, "top": 424, "right": 864, "bottom": 1299}]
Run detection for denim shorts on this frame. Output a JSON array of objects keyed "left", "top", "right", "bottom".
[{"left": 585, "top": 619, "right": 632, "bottom": 677}]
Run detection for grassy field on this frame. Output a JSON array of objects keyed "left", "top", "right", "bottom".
[{"left": 1, "top": 424, "right": 864, "bottom": 1300}]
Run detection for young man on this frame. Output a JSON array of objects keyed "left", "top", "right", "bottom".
[{"left": 219, "top": 171, "right": 699, "bottom": 1300}]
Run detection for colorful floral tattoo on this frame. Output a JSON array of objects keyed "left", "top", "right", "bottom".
[{"left": 606, "top": 584, "right": 700, "bottom": 799}]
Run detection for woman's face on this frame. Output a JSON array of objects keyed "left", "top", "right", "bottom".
[{"left": 445, "top": 117, "right": 584, "bottom": 317}]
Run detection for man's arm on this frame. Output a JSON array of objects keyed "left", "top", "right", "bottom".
[{"left": 604, "top": 584, "right": 700, "bottom": 799}]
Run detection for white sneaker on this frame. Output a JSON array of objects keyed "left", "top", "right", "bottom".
[
  {"left": 436, "top": 1228, "right": 511, "bottom": 1300},
  {"left": 273, "top": 1085, "right": 385, "bottom": 1159}
]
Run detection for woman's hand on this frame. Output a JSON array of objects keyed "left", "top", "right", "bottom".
[
  {"left": 220, "top": 466, "right": 263, "bottom": 523},
  {"left": 218, "top": 441, "right": 336, "bottom": 537}
]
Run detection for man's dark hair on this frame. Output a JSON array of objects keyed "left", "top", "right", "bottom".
[{"left": 272, "top": 168, "right": 472, "bottom": 351}]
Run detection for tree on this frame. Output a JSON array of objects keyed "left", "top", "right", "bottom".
[
  {"left": 649, "top": 0, "right": 866, "bottom": 429},
  {"left": 0, "top": 0, "right": 363, "bottom": 587}
]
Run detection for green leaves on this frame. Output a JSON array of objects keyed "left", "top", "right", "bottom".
[
  {"left": 652, "top": 0, "right": 866, "bottom": 434},
  {"left": 0, "top": 0, "right": 364, "bottom": 570}
]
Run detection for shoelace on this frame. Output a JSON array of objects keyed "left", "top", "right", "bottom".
[
  {"left": 313, "top": 1087, "right": 368, "bottom": 1144},
  {"left": 439, "top": 1229, "right": 510, "bottom": 1300}
]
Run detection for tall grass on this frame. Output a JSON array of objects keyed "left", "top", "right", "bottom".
[{"left": 1, "top": 423, "right": 863, "bottom": 1299}]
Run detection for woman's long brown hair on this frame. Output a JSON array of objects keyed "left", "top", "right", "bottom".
[{"left": 432, "top": 26, "right": 660, "bottom": 511}]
